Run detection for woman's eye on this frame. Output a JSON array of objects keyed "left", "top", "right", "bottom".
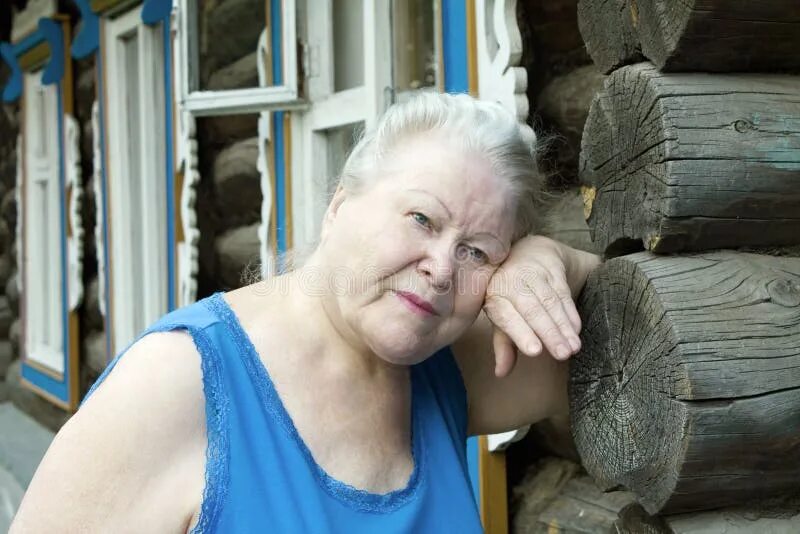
[
  {"left": 411, "top": 212, "right": 432, "bottom": 229},
  {"left": 469, "top": 247, "right": 488, "bottom": 263},
  {"left": 456, "top": 244, "right": 488, "bottom": 264}
]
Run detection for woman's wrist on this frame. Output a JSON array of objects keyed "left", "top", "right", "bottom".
[{"left": 561, "top": 243, "right": 602, "bottom": 298}]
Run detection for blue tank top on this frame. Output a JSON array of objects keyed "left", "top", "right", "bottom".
[{"left": 83, "top": 293, "right": 483, "bottom": 533}]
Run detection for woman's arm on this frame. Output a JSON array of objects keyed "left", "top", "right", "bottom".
[
  {"left": 453, "top": 236, "right": 601, "bottom": 435},
  {"left": 10, "top": 332, "right": 206, "bottom": 534}
]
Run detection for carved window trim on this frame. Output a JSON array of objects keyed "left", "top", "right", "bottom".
[
  {"left": 1, "top": 15, "right": 83, "bottom": 410},
  {"left": 286, "top": 1, "right": 393, "bottom": 256}
]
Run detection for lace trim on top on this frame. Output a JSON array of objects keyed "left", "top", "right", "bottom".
[
  {"left": 205, "top": 292, "right": 426, "bottom": 514},
  {"left": 185, "top": 325, "right": 230, "bottom": 534}
]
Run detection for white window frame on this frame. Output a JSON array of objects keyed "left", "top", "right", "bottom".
[
  {"left": 175, "top": 0, "right": 301, "bottom": 116},
  {"left": 172, "top": 0, "right": 304, "bottom": 292},
  {"left": 103, "top": 7, "right": 169, "bottom": 351},
  {"left": 289, "top": 0, "right": 393, "bottom": 250},
  {"left": 22, "top": 70, "right": 64, "bottom": 372}
]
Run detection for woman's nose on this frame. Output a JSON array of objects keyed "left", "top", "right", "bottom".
[{"left": 417, "top": 243, "right": 455, "bottom": 291}]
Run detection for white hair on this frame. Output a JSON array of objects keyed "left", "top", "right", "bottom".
[{"left": 339, "top": 91, "right": 545, "bottom": 239}]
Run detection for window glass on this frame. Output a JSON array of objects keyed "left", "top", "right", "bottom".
[
  {"left": 391, "top": 0, "right": 437, "bottom": 98},
  {"left": 197, "top": 0, "right": 266, "bottom": 91},
  {"left": 324, "top": 121, "right": 362, "bottom": 195},
  {"left": 333, "top": 0, "right": 365, "bottom": 91}
]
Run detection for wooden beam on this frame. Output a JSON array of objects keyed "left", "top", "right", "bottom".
[
  {"left": 479, "top": 435, "right": 508, "bottom": 534},
  {"left": 580, "top": 63, "right": 800, "bottom": 255},
  {"left": 571, "top": 251, "right": 800, "bottom": 514},
  {"left": 577, "top": 0, "right": 642, "bottom": 74},
  {"left": 578, "top": 0, "right": 800, "bottom": 73}
]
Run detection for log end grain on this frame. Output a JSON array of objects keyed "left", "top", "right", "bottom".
[
  {"left": 570, "top": 253, "right": 687, "bottom": 513},
  {"left": 577, "top": 0, "right": 645, "bottom": 73},
  {"left": 580, "top": 64, "right": 800, "bottom": 255},
  {"left": 572, "top": 251, "right": 800, "bottom": 514}
]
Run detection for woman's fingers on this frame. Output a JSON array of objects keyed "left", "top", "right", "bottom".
[
  {"left": 492, "top": 328, "right": 517, "bottom": 378},
  {"left": 522, "top": 272, "right": 581, "bottom": 357},
  {"left": 484, "top": 295, "right": 542, "bottom": 357}
]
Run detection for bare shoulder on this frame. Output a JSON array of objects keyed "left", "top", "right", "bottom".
[{"left": 10, "top": 331, "right": 207, "bottom": 534}]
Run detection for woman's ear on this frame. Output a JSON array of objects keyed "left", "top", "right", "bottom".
[{"left": 320, "top": 183, "right": 347, "bottom": 242}]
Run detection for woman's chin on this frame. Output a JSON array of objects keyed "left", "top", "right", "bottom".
[{"left": 367, "top": 336, "right": 434, "bottom": 367}]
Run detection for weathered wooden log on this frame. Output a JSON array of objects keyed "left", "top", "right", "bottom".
[
  {"left": 570, "top": 251, "right": 800, "bottom": 514},
  {"left": 202, "top": 0, "right": 265, "bottom": 82},
  {"left": 536, "top": 65, "right": 606, "bottom": 184},
  {"left": 578, "top": 0, "right": 800, "bottom": 73},
  {"left": 577, "top": 0, "right": 643, "bottom": 74},
  {"left": 635, "top": 0, "right": 800, "bottom": 73},
  {"left": 580, "top": 63, "right": 800, "bottom": 255},
  {"left": 213, "top": 136, "right": 261, "bottom": 231},
  {"left": 613, "top": 502, "right": 800, "bottom": 533},
  {"left": 215, "top": 222, "right": 260, "bottom": 289},
  {"left": 511, "top": 456, "right": 635, "bottom": 533}
]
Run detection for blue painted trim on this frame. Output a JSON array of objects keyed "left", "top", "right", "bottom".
[
  {"left": 271, "top": 1, "right": 287, "bottom": 257},
  {"left": 0, "top": 43, "right": 22, "bottom": 102},
  {"left": 57, "top": 78, "right": 70, "bottom": 404},
  {"left": 440, "top": 0, "right": 478, "bottom": 505},
  {"left": 274, "top": 111, "right": 287, "bottom": 255},
  {"left": 441, "top": 0, "right": 469, "bottom": 94},
  {"left": 14, "top": 31, "right": 44, "bottom": 55},
  {"left": 467, "top": 436, "right": 480, "bottom": 499},
  {"left": 270, "top": 0, "right": 283, "bottom": 85},
  {"left": 71, "top": 0, "right": 100, "bottom": 58},
  {"left": 1, "top": 18, "right": 68, "bottom": 102},
  {"left": 141, "top": 0, "right": 172, "bottom": 25},
  {"left": 21, "top": 78, "right": 72, "bottom": 406},
  {"left": 21, "top": 364, "right": 69, "bottom": 402},
  {"left": 38, "top": 18, "right": 65, "bottom": 85},
  {"left": 163, "top": 20, "right": 176, "bottom": 310}
]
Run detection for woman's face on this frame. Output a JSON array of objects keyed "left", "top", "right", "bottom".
[{"left": 319, "top": 134, "right": 517, "bottom": 366}]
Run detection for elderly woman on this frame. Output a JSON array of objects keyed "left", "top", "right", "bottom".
[{"left": 11, "top": 93, "right": 599, "bottom": 533}]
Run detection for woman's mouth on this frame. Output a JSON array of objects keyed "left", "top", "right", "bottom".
[{"left": 394, "top": 291, "right": 437, "bottom": 316}]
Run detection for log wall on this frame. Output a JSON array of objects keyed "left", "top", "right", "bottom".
[
  {"left": 580, "top": 63, "right": 800, "bottom": 255},
  {"left": 570, "top": 251, "right": 800, "bottom": 514},
  {"left": 578, "top": 0, "right": 800, "bottom": 73}
]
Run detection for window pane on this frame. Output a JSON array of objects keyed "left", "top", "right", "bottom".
[
  {"left": 325, "top": 121, "right": 363, "bottom": 193},
  {"left": 198, "top": 0, "right": 266, "bottom": 90},
  {"left": 333, "top": 0, "right": 364, "bottom": 91},
  {"left": 392, "top": 0, "right": 437, "bottom": 95},
  {"left": 195, "top": 115, "right": 263, "bottom": 291}
]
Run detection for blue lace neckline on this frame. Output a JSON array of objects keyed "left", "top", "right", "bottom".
[{"left": 205, "top": 292, "right": 426, "bottom": 514}]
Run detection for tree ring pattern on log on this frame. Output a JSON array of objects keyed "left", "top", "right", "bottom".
[
  {"left": 580, "top": 63, "right": 800, "bottom": 255},
  {"left": 580, "top": 64, "right": 672, "bottom": 254},
  {"left": 577, "top": 0, "right": 644, "bottom": 74},
  {"left": 571, "top": 251, "right": 800, "bottom": 514},
  {"left": 571, "top": 253, "right": 686, "bottom": 512}
]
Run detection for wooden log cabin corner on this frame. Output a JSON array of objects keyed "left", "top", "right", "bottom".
[
  {"left": 577, "top": 0, "right": 800, "bottom": 73},
  {"left": 570, "top": 251, "right": 800, "bottom": 514},
  {"left": 580, "top": 63, "right": 800, "bottom": 256}
]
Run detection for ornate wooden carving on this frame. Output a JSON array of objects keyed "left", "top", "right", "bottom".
[{"left": 64, "top": 114, "right": 83, "bottom": 311}]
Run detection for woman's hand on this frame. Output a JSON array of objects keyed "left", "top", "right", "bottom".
[{"left": 484, "top": 235, "right": 601, "bottom": 377}]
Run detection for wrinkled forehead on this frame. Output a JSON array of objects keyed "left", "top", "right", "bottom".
[{"left": 377, "top": 135, "right": 518, "bottom": 238}]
